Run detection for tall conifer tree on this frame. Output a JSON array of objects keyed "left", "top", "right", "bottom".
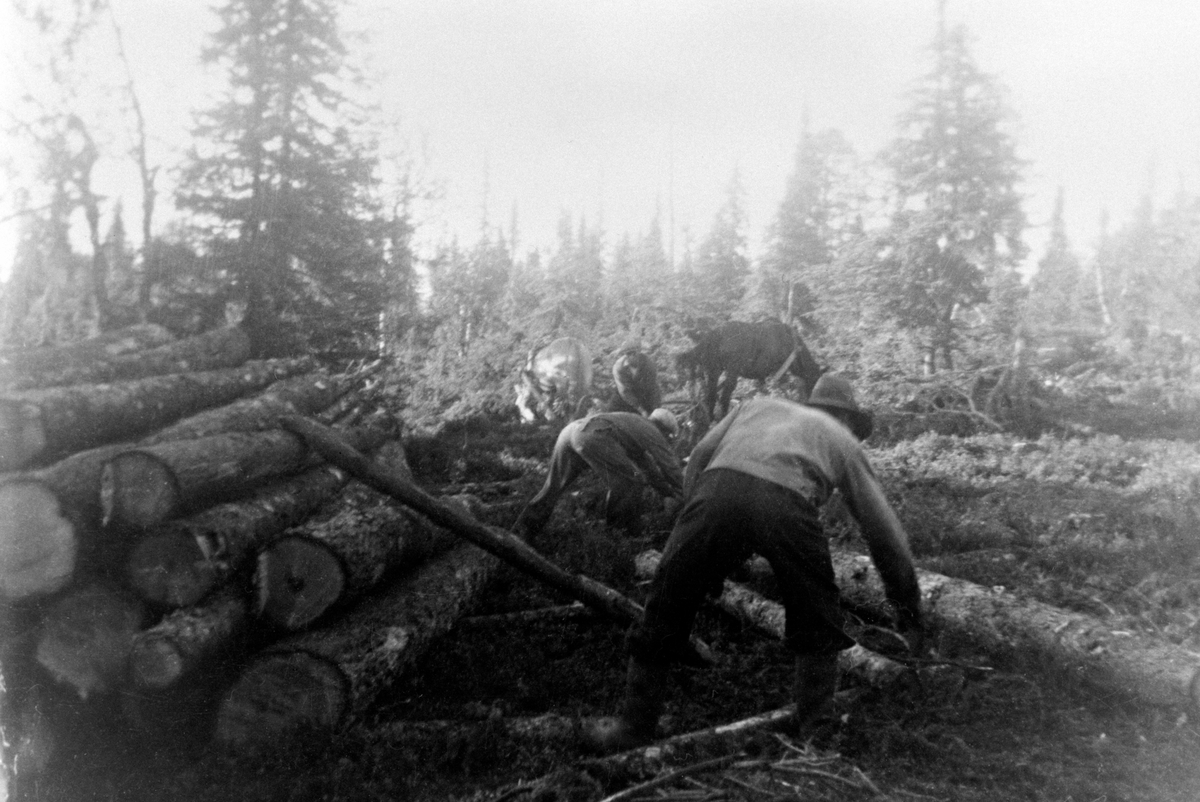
[
  {"left": 876, "top": 21, "right": 1027, "bottom": 372},
  {"left": 177, "top": 0, "right": 385, "bottom": 356}
]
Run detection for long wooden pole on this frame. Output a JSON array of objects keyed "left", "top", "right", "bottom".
[{"left": 279, "top": 415, "right": 713, "bottom": 666}]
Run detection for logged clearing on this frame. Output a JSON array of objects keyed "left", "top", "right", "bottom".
[{"left": 17, "top": 399, "right": 1200, "bottom": 802}]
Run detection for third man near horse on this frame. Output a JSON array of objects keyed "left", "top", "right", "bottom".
[
  {"left": 612, "top": 347, "right": 662, "bottom": 416},
  {"left": 585, "top": 374, "right": 925, "bottom": 752},
  {"left": 515, "top": 409, "right": 684, "bottom": 539}
]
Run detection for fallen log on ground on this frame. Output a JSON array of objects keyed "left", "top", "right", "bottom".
[
  {"left": 125, "top": 462, "right": 355, "bottom": 609},
  {"left": 633, "top": 550, "right": 911, "bottom": 688},
  {"left": 34, "top": 581, "right": 149, "bottom": 700},
  {"left": 280, "top": 415, "right": 713, "bottom": 666},
  {"left": 375, "top": 712, "right": 579, "bottom": 748},
  {"left": 253, "top": 488, "right": 472, "bottom": 631},
  {"left": 100, "top": 421, "right": 394, "bottom": 532},
  {"left": 0, "top": 358, "right": 313, "bottom": 471},
  {"left": 214, "top": 540, "right": 499, "bottom": 747},
  {"left": 0, "top": 323, "right": 175, "bottom": 391},
  {"left": 830, "top": 551, "right": 1200, "bottom": 712},
  {"left": 128, "top": 584, "right": 250, "bottom": 691},
  {"left": 456, "top": 602, "right": 595, "bottom": 630}
]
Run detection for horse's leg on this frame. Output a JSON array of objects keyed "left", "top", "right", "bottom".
[
  {"left": 704, "top": 371, "right": 720, "bottom": 420},
  {"left": 717, "top": 373, "right": 737, "bottom": 419}
]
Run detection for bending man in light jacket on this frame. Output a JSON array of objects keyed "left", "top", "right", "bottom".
[{"left": 586, "top": 374, "right": 924, "bottom": 752}]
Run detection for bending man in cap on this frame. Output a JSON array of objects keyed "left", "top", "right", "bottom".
[
  {"left": 515, "top": 408, "right": 684, "bottom": 538},
  {"left": 586, "top": 374, "right": 924, "bottom": 752}
]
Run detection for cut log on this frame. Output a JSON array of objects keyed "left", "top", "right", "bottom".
[
  {"left": 279, "top": 415, "right": 714, "bottom": 666},
  {"left": 69, "top": 325, "right": 252, "bottom": 385},
  {"left": 633, "top": 550, "right": 910, "bottom": 687},
  {"left": 0, "top": 357, "right": 313, "bottom": 471},
  {"left": 253, "top": 489, "right": 471, "bottom": 631},
  {"left": 100, "top": 421, "right": 395, "bottom": 532},
  {"left": 0, "top": 323, "right": 175, "bottom": 391},
  {"left": 214, "top": 540, "right": 499, "bottom": 747},
  {"left": 831, "top": 551, "right": 1200, "bottom": 712},
  {"left": 126, "top": 464, "right": 353, "bottom": 608},
  {"left": 128, "top": 584, "right": 250, "bottom": 691},
  {"left": 34, "top": 581, "right": 149, "bottom": 700},
  {"left": 139, "top": 367, "right": 357, "bottom": 446},
  {"left": 0, "top": 480, "right": 77, "bottom": 600}
]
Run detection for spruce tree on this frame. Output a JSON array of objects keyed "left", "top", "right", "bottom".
[
  {"left": 877, "top": 22, "right": 1027, "bottom": 373},
  {"left": 176, "top": 0, "right": 385, "bottom": 356},
  {"left": 752, "top": 124, "right": 858, "bottom": 325},
  {"left": 692, "top": 169, "right": 750, "bottom": 320}
]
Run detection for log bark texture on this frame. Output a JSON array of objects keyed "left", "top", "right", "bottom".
[
  {"left": 65, "top": 325, "right": 252, "bottom": 385},
  {"left": 253, "top": 487, "right": 470, "bottom": 631},
  {"left": 214, "top": 540, "right": 499, "bottom": 747},
  {"left": 101, "top": 421, "right": 395, "bottom": 532},
  {"left": 34, "top": 581, "right": 149, "bottom": 700},
  {"left": 138, "top": 368, "right": 355, "bottom": 446},
  {"left": 0, "top": 323, "right": 175, "bottom": 391},
  {"left": 0, "top": 357, "right": 312, "bottom": 471},
  {"left": 0, "top": 365, "right": 358, "bottom": 599},
  {"left": 279, "top": 415, "right": 713, "bottom": 665},
  {"left": 126, "top": 463, "right": 354, "bottom": 608},
  {"left": 830, "top": 551, "right": 1200, "bottom": 712},
  {"left": 128, "top": 584, "right": 250, "bottom": 690}
]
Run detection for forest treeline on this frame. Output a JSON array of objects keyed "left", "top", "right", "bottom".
[{"left": 3, "top": 0, "right": 1198, "bottom": 422}]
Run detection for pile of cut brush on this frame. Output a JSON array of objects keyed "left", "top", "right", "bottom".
[{"left": 0, "top": 324, "right": 509, "bottom": 797}]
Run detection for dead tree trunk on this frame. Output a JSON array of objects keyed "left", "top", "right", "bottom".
[
  {"left": 831, "top": 552, "right": 1200, "bottom": 713},
  {"left": 0, "top": 323, "right": 174, "bottom": 390},
  {"left": 100, "top": 422, "right": 394, "bottom": 532},
  {"left": 0, "top": 357, "right": 313, "bottom": 471},
  {"left": 214, "top": 541, "right": 499, "bottom": 747},
  {"left": 34, "top": 581, "right": 149, "bottom": 700},
  {"left": 280, "top": 415, "right": 713, "bottom": 666},
  {"left": 254, "top": 490, "right": 475, "bottom": 631},
  {"left": 126, "top": 464, "right": 354, "bottom": 609}
]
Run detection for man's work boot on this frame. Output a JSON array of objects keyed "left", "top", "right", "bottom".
[
  {"left": 582, "top": 657, "right": 668, "bottom": 754},
  {"left": 793, "top": 652, "right": 838, "bottom": 734}
]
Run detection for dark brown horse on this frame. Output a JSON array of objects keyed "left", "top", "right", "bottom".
[{"left": 676, "top": 320, "right": 824, "bottom": 420}]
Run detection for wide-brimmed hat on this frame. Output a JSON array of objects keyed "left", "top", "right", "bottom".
[{"left": 806, "top": 374, "right": 873, "bottom": 441}]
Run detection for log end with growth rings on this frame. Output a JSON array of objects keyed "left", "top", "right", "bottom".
[
  {"left": 129, "top": 635, "right": 186, "bottom": 691},
  {"left": 0, "top": 480, "right": 77, "bottom": 601},
  {"left": 100, "top": 451, "right": 182, "bottom": 531},
  {"left": 35, "top": 582, "right": 147, "bottom": 699},
  {"left": 128, "top": 530, "right": 221, "bottom": 608},
  {"left": 214, "top": 650, "right": 349, "bottom": 748},
  {"left": 255, "top": 537, "right": 346, "bottom": 631}
]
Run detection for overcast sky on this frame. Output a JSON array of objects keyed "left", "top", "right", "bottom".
[{"left": 4, "top": 0, "right": 1200, "bottom": 276}]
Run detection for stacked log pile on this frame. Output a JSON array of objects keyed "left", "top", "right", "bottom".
[{"left": 0, "top": 325, "right": 501, "bottom": 786}]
